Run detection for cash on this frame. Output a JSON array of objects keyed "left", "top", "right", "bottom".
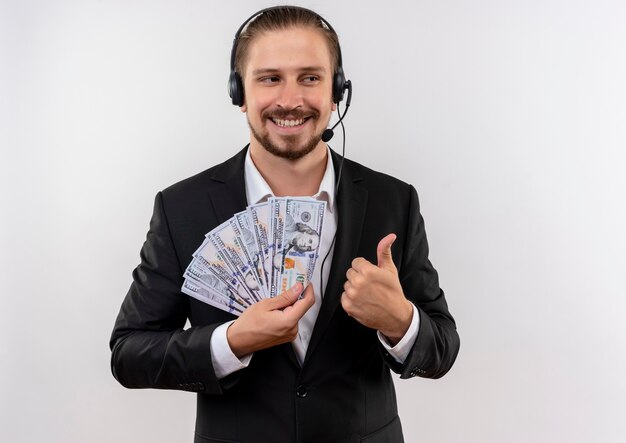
[
  {"left": 181, "top": 197, "right": 326, "bottom": 316},
  {"left": 280, "top": 198, "right": 325, "bottom": 294},
  {"left": 268, "top": 197, "right": 286, "bottom": 298}
]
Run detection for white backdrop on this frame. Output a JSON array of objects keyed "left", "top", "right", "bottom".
[{"left": 2, "top": 0, "right": 625, "bottom": 442}]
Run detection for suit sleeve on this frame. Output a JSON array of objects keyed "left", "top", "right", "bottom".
[
  {"left": 109, "top": 192, "right": 225, "bottom": 394},
  {"left": 384, "top": 185, "right": 460, "bottom": 379}
]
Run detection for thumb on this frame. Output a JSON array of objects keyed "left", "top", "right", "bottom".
[
  {"left": 266, "top": 282, "right": 303, "bottom": 310},
  {"left": 283, "top": 284, "right": 315, "bottom": 318},
  {"left": 376, "top": 233, "right": 397, "bottom": 272}
]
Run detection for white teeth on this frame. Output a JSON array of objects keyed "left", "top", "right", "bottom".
[{"left": 273, "top": 118, "right": 305, "bottom": 127}]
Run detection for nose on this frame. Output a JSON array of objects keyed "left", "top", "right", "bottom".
[{"left": 276, "top": 79, "right": 303, "bottom": 109}]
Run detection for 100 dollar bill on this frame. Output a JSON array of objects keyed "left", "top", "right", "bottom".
[{"left": 279, "top": 198, "right": 326, "bottom": 293}]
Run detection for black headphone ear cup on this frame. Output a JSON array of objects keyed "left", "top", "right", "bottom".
[
  {"left": 333, "top": 67, "right": 346, "bottom": 104},
  {"left": 229, "top": 71, "right": 244, "bottom": 106}
]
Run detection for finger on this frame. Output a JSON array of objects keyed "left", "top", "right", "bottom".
[
  {"left": 343, "top": 280, "right": 355, "bottom": 296},
  {"left": 346, "top": 267, "right": 358, "bottom": 280},
  {"left": 351, "top": 257, "right": 372, "bottom": 272},
  {"left": 285, "top": 284, "right": 315, "bottom": 319},
  {"left": 340, "top": 292, "right": 354, "bottom": 317},
  {"left": 266, "top": 282, "right": 303, "bottom": 310},
  {"left": 376, "top": 233, "right": 397, "bottom": 272}
]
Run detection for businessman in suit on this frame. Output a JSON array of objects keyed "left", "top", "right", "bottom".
[{"left": 110, "top": 6, "right": 460, "bottom": 442}]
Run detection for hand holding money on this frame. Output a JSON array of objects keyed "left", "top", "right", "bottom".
[
  {"left": 341, "top": 234, "right": 414, "bottom": 346},
  {"left": 226, "top": 283, "right": 315, "bottom": 358}
]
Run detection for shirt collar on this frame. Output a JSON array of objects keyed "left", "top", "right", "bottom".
[{"left": 244, "top": 147, "right": 336, "bottom": 213}]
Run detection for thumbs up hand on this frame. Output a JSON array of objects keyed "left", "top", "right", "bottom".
[
  {"left": 376, "top": 233, "right": 399, "bottom": 274},
  {"left": 341, "top": 234, "right": 414, "bottom": 346}
]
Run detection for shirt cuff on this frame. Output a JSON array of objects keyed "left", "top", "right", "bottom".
[
  {"left": 210, "top": 321, "right": 253, "bottom": 379},
  {"left": 377, "top": 304, "right": 420, "bottom": 364}
]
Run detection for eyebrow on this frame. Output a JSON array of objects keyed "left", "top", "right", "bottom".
[{"left": 251, "top": 66, "right": 327, "bottom": 76}]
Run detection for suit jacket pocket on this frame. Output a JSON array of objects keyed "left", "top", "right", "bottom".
[{"left": 360, "top": 415, "right": 404, "bottom": 443}]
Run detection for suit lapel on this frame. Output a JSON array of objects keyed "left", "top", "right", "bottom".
[
  {"left": 303, "top": 152, "right": 368, "bottom": 365},
  {"left": 207, "top": 147, "right": 249, "bottom": 223}
]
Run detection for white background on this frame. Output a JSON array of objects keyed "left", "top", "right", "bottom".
[{"left": 1, "top": 0, "right": 625, "bottom": 442}]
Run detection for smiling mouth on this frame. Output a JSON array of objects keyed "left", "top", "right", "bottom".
[{"left": 271, "top": 117, "right": 308, "bottom": 128}]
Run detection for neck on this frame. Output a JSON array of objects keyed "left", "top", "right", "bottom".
[{"left": 249, "top": 139, "right": 327, "bottom": 197}]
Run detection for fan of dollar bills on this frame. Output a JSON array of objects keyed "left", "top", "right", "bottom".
[{"left": 181, "top": 197, "right": 326, "bottom": 315}]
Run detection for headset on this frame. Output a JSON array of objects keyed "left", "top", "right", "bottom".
[{"left": 227, "top": 5, "right": 351, "bottom": 107}]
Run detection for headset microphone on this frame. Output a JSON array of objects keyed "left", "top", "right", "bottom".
[
  {"left": 320, "top": 129, "right": 334, "bottom": 143},
  {"left": 321, "top": 80, "right": 352, "bottom": 142}
]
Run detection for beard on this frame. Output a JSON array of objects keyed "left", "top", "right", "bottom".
[{"left": 248, "top": 108, "right": 325, "bottom": 161}]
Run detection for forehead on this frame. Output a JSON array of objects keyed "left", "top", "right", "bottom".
[{"left": 243, "top": 27, "right": 333, "bottom": 76}]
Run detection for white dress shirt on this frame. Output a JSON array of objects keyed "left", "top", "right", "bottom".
[{"left": 210, "top": 147, "right": 420, "bottom": 378}]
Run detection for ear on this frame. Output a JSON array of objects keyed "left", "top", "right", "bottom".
[
  {"left": 332, "top": 102, "right": 337, "bottom": 111},
  {"left": 240, "top": 102, "right": 247, "bottom": 112}
]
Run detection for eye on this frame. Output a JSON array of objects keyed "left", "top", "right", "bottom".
[
  {"left": 302, "top": 75, "right": 320, "bottom": 83},
  {"left": 260, "top": 76, "right": 280, "bottom": 84}
]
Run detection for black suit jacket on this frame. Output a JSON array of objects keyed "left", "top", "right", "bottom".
[{"left": 110, "top": 147, "right": 460, "bottom": 443}]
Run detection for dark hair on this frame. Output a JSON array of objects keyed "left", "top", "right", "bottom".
[{"left": 234, "top": 6, "right": 340, "bottom": 78}]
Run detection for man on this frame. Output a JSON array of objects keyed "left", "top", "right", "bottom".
[{"left": 110, "top": 6, "right": 459, "bottom": 442}]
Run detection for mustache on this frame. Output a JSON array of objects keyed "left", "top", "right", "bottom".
[{"left": 263, "top": 108, "right": 319, "bottom": 120}]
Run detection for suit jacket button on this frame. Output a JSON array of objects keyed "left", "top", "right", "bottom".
[{"left": 296, "top": 385, "right": 308, "bottom": 398}]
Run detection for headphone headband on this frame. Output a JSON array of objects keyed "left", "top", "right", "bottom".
[{"left": 228, "top": 5, "right": 349, "bottom": 106}]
